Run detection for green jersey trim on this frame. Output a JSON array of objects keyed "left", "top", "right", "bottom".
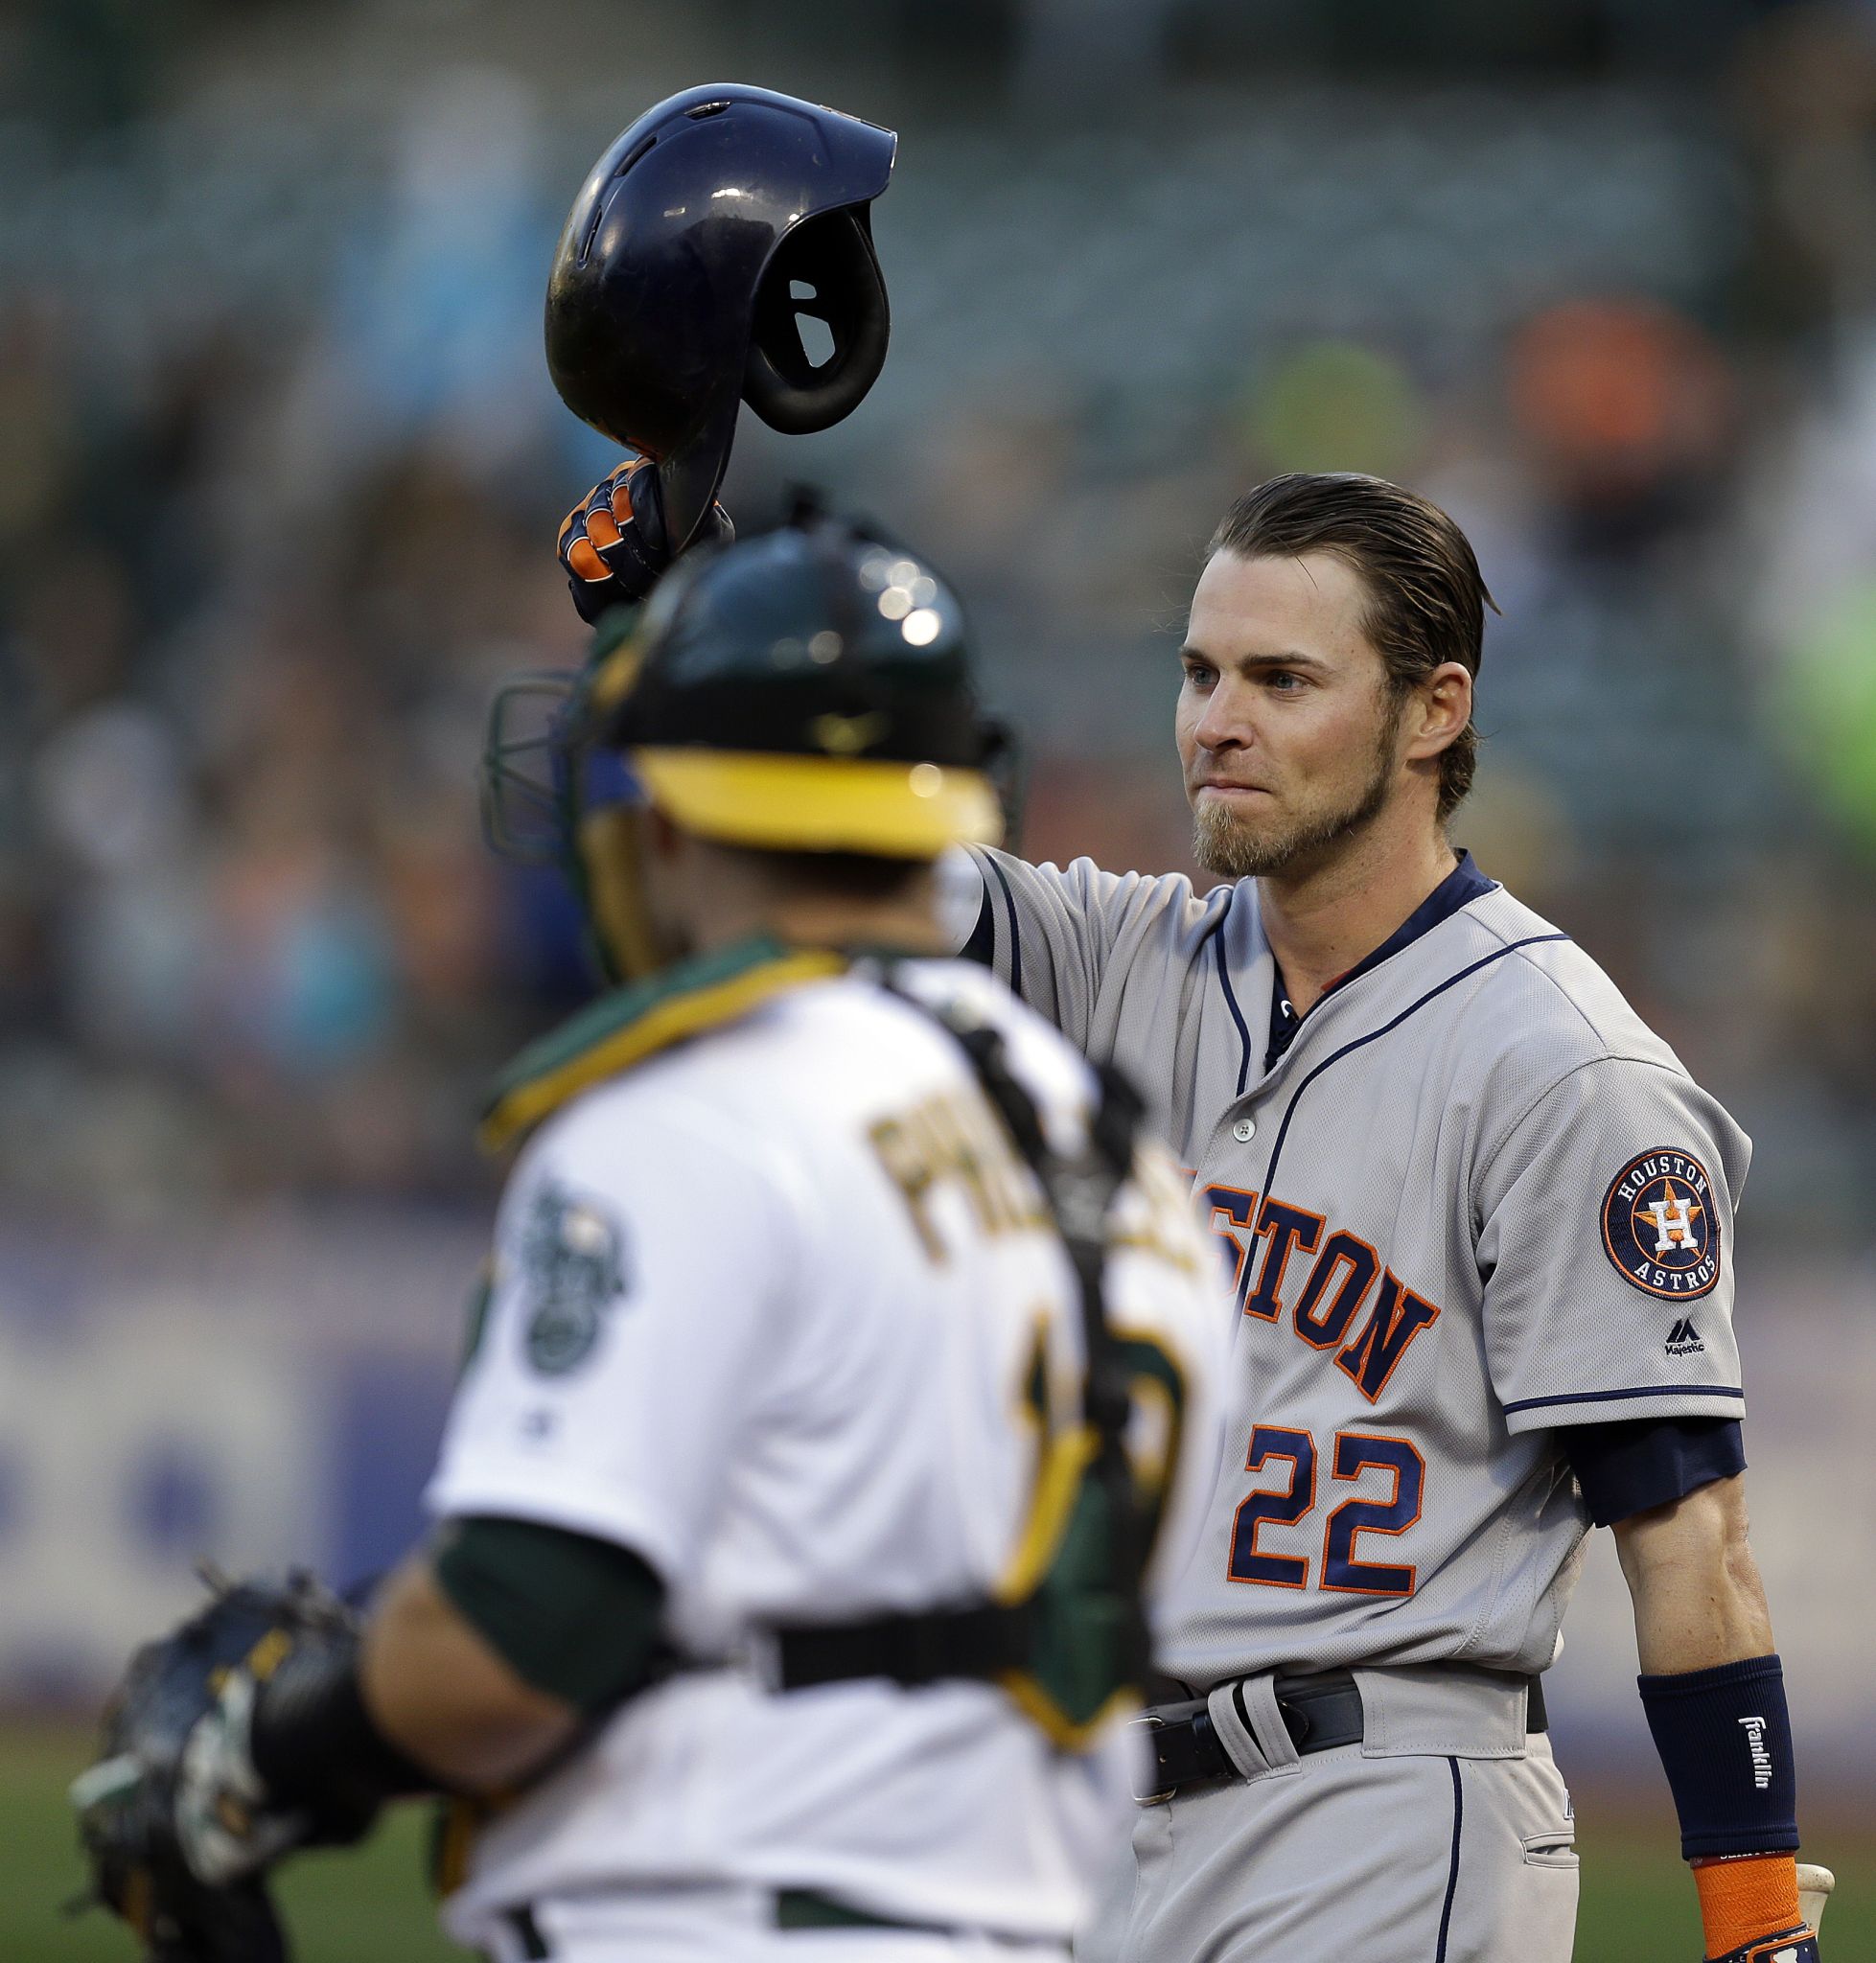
[{"left": 479, "top": 936, "right": 845, "bottom": 1151}]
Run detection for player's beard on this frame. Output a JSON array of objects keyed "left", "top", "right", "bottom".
[{"left": 1192, "top": 692, "right": 1404, "bottom": 880}]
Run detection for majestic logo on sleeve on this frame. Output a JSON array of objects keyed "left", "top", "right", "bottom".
[
  {"left": 1601, "top": 1150, "right": 1720, "bottom": 1299},
  {"left": 520, "top": 1182, "right": 629, "bottom": 1374}
]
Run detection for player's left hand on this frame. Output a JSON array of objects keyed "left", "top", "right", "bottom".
[
  {"left": 557, "top": 455, "right": 734, "bottom": 625},
  {"left": 70, "top": 1571, "right": 366, "bottom": 1961}
]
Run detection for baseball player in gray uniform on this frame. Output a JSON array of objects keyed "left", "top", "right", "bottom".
[
  {"left": 554, "top": 468, "right": 1817, "bottom": 1962},
  {"left": 958, "top": 473, "right": 1815, "bottom": 1963}
]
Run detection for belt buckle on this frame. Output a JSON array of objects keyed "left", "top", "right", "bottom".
[
  {"left": 1126, "top": 1710, "right": 1176, "bottom": 1806},
  {"left": 1279, "top": 1694, "right": 1312, "bottom": 1749}
]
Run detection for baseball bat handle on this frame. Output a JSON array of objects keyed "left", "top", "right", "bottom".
[{"left": 1796, "top": 1861, "right": 1835, "bottom": 1931}]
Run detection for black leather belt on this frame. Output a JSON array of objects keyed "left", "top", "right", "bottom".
[
  {"left": 777, "top": 1890, "right": 1066, "bottom": 1947},
  {"left": 1130, "top": 1670, "right": 1547, "bottom": 1804}
]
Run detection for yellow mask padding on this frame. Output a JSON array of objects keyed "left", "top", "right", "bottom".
[
  {"left": 634, "top": 749, "right": 1004, "bottom": 857},
  {"left": 576, "top": 805, "right": 666, "bottom": 987}
]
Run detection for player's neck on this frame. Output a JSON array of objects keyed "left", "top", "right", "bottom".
[
  {"left": 684, "top": 882, "right": 949, "bottom": 962},
  {"left": 761, "top": 894, "right": 950, "bottom": 958},
  {"left": 659, "top": 836, "right": 950, "bottom": 961},
  {"left": 1256, "top": 815, "right": 1458, "bottom": 1017}
]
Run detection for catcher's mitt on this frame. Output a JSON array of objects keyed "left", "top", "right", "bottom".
[{"left": 70, "top": 1568, "right": 366, "bottom": 1963}]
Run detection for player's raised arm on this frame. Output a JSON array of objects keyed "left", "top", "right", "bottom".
[
  {"left": 544, "top": 76, "right": 1239, "bottom": 1069},
  {"left": 958, "top": 846, "right": 1224, "bottom": 1052}
]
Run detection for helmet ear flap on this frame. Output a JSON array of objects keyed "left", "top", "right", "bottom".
[
  {"left": 577, "top": 804, "right": 668, "bottom": 985},
  {"left": 743, "top": 210, "right": 890, "bottom": 436}
]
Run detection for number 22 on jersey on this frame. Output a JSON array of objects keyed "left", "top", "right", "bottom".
[{"left": 1228, "top": 1426, "right": 1425, "bottom": 1598}]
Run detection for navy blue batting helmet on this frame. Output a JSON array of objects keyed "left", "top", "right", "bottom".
[{"left": 544, "top": 85, "right": 896, "bottom": 551}]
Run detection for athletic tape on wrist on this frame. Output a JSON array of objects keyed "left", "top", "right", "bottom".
[
  {"left": 1691, "top": 1852, "right": 1805, "bottom": 1958},
  {"left": 1637, "top": 1654, "right": 1798, "bottom": 1862}
]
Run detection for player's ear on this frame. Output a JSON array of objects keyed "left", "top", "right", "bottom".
[{"left": 1406, "top": 661, "right": 1472, "bottom": 761}]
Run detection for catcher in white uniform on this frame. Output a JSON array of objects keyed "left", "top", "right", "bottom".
[{"left": 72, "top": 508, "right": 1226, "bottom": 1963}]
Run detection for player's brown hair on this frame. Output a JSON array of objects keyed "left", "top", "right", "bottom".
[{"left": 1207, "top": 473, "right": 1494, "bottom": 820}]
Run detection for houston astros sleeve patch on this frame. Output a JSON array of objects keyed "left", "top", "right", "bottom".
[{"left": 1601, "top": 1149, "right": 1721, "bottom": 1300}]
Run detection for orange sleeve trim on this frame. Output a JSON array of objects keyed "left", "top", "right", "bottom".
[{"left": 1692, "top": 1852, "right": 1803, "bottom": 1955}]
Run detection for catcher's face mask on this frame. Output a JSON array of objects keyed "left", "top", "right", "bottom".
[
  {"left": 480, "top": 633, "right": 670, "bottom": 987},
  {"left": 484, "top": 509, "right": 1015, "bottom": 987}
]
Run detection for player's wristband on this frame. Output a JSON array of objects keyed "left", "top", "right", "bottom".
[
  {"left": 249, "top": 1632, "right": 433, "bottom": 1823},
  {"left": 1637, "top": 1654, "right": 1799, "bottom": 1861}
]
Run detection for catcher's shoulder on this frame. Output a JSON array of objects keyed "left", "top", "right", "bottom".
[{"left": 514, "top": 1007, "right": 806, "bottom": 1183}]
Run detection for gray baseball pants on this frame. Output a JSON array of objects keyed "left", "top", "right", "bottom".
[{"left": 1082, "top": 1667, "right": 1579, "bottom": 1963}]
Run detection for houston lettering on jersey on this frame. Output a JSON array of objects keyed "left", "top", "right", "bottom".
[{"left": 1202, "top": 1183, "right": 1440, "bottom": 1401}]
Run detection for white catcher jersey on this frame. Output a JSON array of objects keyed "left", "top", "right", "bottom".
[
  {"left": 968, "top": 849, "right": 1750, "bottom": 1687},
  {"left": 426, "top": 951, "right": 1226, "bottom": 1948}
]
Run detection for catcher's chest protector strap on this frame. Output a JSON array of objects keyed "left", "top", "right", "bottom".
[
  {"left": 772, "top": 1600, "right": 1031, "bottom": 1693},
  {"left": 764, "top": 969, "right": 1150, "bottom": 1718}
]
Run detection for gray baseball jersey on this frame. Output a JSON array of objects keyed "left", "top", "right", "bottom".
[{"left": 967, "top": 846, "right": 1749, "bottom": 1687}]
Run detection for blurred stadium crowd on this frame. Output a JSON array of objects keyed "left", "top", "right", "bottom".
[{"left": 8, "top": 0, "right": 1876, "bottom": 1251}]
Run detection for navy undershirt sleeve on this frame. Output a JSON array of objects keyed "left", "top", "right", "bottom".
[{"left": 1563, "top": 1416, "right": 1746, "bottom": 1526}]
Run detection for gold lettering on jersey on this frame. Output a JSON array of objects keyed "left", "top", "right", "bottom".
[
  {"left": 869, "top": 1091, "right": 1048, "bottom": 1262},
  {"left": 1111, "top": 1148, "right": 1205, "bottom": 1276}
]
